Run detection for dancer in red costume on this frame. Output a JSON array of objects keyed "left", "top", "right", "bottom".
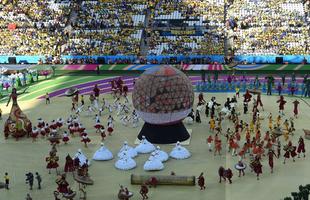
[
  {"left": 207, "top": 135, "right": 213, "bottom": 152},
  {"left": 283, "top": 141, "right": 297, "bottom": 164},
  {"left": 214, "top": 139, "right": 222, "bottom": 156},
  {"left": 243, "top": 90, "right": 252, "bottom": 103},
  {"left": 198, "top": 93, "right": 206, "bottom": 105},
  {"left": 46, "top": 150, "right": 59, "bottom": 174},
  {"left": 139, "top": 183, "right": 149, "bottom": 200},
  {"left": 297, "top": 136, "right": 306, "bottom": 158},
  {"left": 93, "top": 84, "right": 100, "bottom": 99},
  {"left": 276, "top": 95, "right": 286, "bottom": 115},
  {"left": 81, "top": 132, "right": 91, "bottom": 147},
  {"left": 31, "top": 126, "right": 39, "bottom": 142},
  {"left": 62, "top": 131, "right": 70, "bottom": 144},
  {"left": 198, "top": 172, "right": 206, "bottom": 190},
  {"left": 256, "top": 93, "right": 264, "bottom": 111},
  {"left": 268, "top": 148, "right": 278, "bottom": 173},
  {"left": 56, "top": 174, "right": 69, "bottom": 194},
  {"left": 64, "top": 154, "right": 75, "bottom": 173},
  {"left": 293, "top": 100, "right": 299, "bottom": 118},
  {"left": 250, "top": 155, "right": 262, "bottom": 180}
]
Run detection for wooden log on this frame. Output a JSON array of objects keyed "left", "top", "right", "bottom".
[{"left": 131, "top": 174, "right": 195, "bottom": 186}]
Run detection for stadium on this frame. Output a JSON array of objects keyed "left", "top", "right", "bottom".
[{"left": 0, "top": 0, "right": 310, "bottom": 200}]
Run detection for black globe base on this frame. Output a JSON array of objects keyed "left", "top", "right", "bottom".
[{"left": 137, "top": 122, "right": 190, "bottom": 144}]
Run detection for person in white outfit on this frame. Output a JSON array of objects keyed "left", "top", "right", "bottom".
[
  {"left": 115, "top": 152, "right": 136, "bottom": 170},
  {"left": 118, "top": 141, "right": 138, "bottom": 158},
  {"left": 144, "top": 152, "right": 164, "bottom": 171},
  {"left": 169, "top": 141, "right": 191, "bottom": 160},
  {"left": 93, "top": 143, "right": 113, "bottom": 161},
  {"left": 135, "top": 136, "right": 155, "bottom": 154}
]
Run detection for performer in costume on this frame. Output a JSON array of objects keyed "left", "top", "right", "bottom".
[
  {"left": 214, "top": 139, "right": 222, "bottom": 156},
  {"left": 207, "top": 135, "right": 213, "bottom": 152},
  {"left": 100, "top": 127, "right": 106, "bottom": 141},
  {"left": 293, "top": 100, "right": 299, "bottom": 118},
  {"left": 195, "top": 109, "right": 201, "bottom": 123},
  {"left": 297, "top": 136, "right": 306, "bottom": 158},
  {"left": 46, "top": 150, "right": 59, "bottom": 174},
  {"left": 5, "top": 87, "right": 32, "bottom": 139},
  {"left": 276, "top": 95, "right": 286, "bottom": 115},
  {"left": 31, "top": 126, "right": 39, "bottom": 142},
  {"left": 268, "top": 148, "right": 278, "bottom": 173},
  {"left": 62, "top": 131, "right": 69, "bottom": 144},
  {"left": 140, "top": 183, "right": 149, "bottom": 200},
  {"left": 198, "top": 93, "right": 206, "bottom": 105},
  {"left": 64, "top": 154, "right": 75, "bottom": 173},
  {"left": 283, "top": 141, "right": 297, "bottom": 164},
  {"left": 235, "top": 160, "right": 246, "bottom": 177},
  {"left": 81, "top": 132, "right": 91, "bottom": 147},
  {"left": 243, "top": 90, "right": 252, "bottom": 103},
  {"left": 198, "top": 172, "right": 206, "bottom": 190},
  {"left": 250, "top": 155, "right": 262, "bottom": 180},
  {"left": 93, "top": 84, "right": 100, "bottom": 99},
  {"left": 56, "top": 174, "right": 69, "bottom": 194},
  {"left": 256, "top": 93, "right": 264, "bottom": 111}
]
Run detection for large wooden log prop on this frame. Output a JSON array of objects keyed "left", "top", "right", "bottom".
[{"left": 131, "top": 174, "right": 195, "bottom": 186}]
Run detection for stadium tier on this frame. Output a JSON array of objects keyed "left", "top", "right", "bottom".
[{"left": 0, "top": 0, "right": 309, "bottom": 64}]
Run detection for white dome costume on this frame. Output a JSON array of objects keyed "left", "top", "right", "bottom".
[
  {"left": 74, "top": 149, "right": 91, "bottom": 166},
  {"left": 117, "top": 141, "right": 138, "bottom": 158},
  {"left": 93, "top": 143, "right": 114, "bottom": 161},
  {"left": 143, "top": 152, "right": 164, "bottom": 171},
  {"left": 115, "top": 152, "right": 136, "bottom": 170},
  {"left": 153, "top": 146, "right": 169, "bottom": 162},
  {"left": 169, "top": 142, "right": 191, "bottom": 160},
  {"left": 135, "top": 136, "right": 156, "bottom": 154}
]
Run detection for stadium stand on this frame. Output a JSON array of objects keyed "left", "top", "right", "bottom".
[{"left": 0, "top": 0, "right": 309, "bottom": 64}]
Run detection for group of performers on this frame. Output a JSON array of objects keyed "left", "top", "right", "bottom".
[{"left": 193, "top": 90, "right": 306, "bottom": 182}]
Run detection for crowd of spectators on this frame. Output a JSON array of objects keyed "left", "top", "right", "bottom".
[
  {"left": 62, "top": 29, "right": 142, "bottom": 55},
  {"left": 0, "top": 0, "right": 309, "bottom": 59},
  {"left": 0, "top": 0, "right": 71, "bottom": 56},
  {"left": 227, "top": 0, "right": 310, "bottom": 55},
  {"left": 73, "top": 0, "right": 149, "bottom": 29},
  {"left": 148, "top": 30, "right": 224, "bottom": 55}
]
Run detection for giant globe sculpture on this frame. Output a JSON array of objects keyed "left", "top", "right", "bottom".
[{"left": 132, "top": 65, "right": 194, "bottom": 144}]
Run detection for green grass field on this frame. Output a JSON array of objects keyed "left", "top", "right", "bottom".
[{"left": 18, "top": 75, "right": 110, "bottom": 101}]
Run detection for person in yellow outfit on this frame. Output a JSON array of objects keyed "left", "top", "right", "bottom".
[
  {"left": 283, "top": 119, "right": 289, "bottom": 131},
  {"left": 268, "top": 113, "right": 273, "bottom": 130},
  {"left": 235, "top": 87, "right": 240, "bottom": 98},
  {"left": 209, "top": 117, "right": 215, "bottom": 131},
  {"left": 276, "top": 115, "right": 281, "bottom": 127},
  {"left": 249, "top": 120, "right": 254, "bottom": 133},
  {"left": 283, "top": 130, "right": 289, "bottom": 142}
]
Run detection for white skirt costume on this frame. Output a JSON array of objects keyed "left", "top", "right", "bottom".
[
  {"left": 93, "top": 143, "right": 114, "bottom": 161},
  {"left": 169, "top": 142, "right": 191, "bottom": 160},
  {"left": 135, "top": 136, "right": 156, "bottom": 154},
  {"left": 115, "top": 152, "right": 136, "bottom": 170},
  {"left": 143, "top": 153, "right": 164, "bottom": 171},
  {"left": 118, "top": 141, "right": 138, "bottom": 158}
]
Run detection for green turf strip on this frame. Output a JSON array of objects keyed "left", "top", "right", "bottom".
[
  {"left": 19, "top": 75, "right": 109, "bottom": 101},
  {"left": 99, "top": 64, "right": 112, "bottom": 70},
  {"left": 283, "top": 64, "right": 299, "bottom": 70},
  {"left": 262, "top": 64, "right": 284, "bottom": 70},
  {"left": 112, "top": 64, "right": 129, "bottom": 70},
  {"left": 299, "top": 65, "right": 310, "bottom": 71}
]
